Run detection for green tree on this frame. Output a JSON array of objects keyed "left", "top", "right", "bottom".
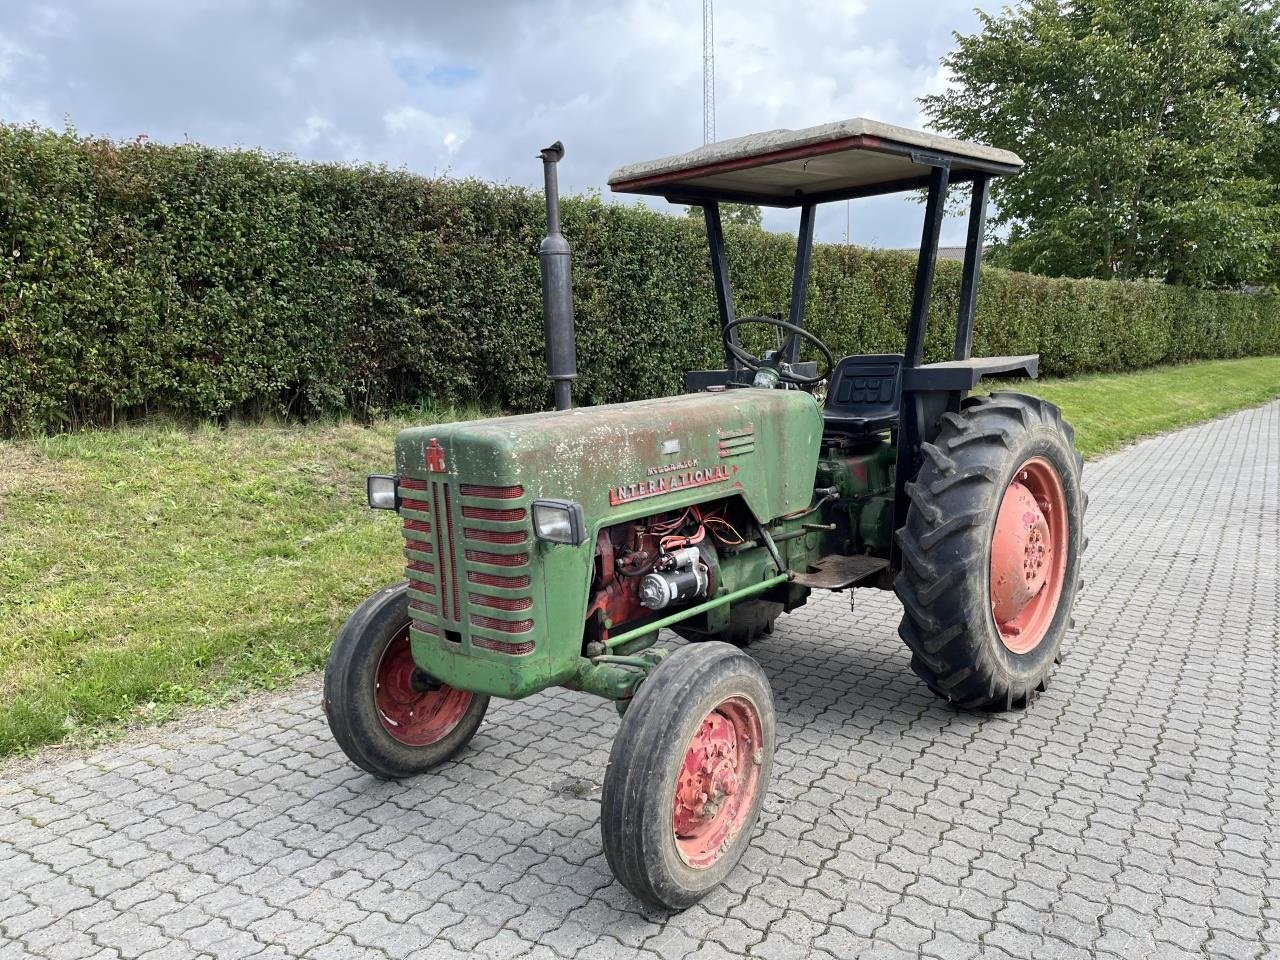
[
  {"left": 1225, "top": 2, "right": 1280, "bottom": 189},
  {"left": 922, "top": 0, "right": 1280, "bottom": 287},
  {"left": 685, "top": 202, "right": 763, "bottom": 228}
]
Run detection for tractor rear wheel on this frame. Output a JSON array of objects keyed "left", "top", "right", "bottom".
[
  {"left": 893, "top": 392, "right": 1085, "bottom": 710},
  {"left": 324, "top": 581, "right": 489, "bottom": 779},
  {"left": 601, "top": 642, "right": 775, "bottom": 910},
  {"left": 672, "top": 599, "right": 782, "bottom": 647}
]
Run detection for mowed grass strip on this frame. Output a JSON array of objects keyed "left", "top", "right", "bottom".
[
  {"left": 2, "top": 356, "right": 1278, "bottom": 757},
  {"left": 1023, "top": 355, "right": 1280, "bottom": 458},
  {"left": 0, "top": 413, "right": 482, "bottom": 757}
]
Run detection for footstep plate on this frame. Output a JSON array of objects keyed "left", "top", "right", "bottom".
[{"left": 792, "top": 555, "right": 889, "bottom": 590}]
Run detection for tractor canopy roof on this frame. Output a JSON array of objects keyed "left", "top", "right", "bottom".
[{"left": 607, "top": 117, "right": 1022, "bottom": 208}]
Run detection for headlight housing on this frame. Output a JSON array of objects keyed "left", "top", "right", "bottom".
[
  {"left": 531, "top": 499, "right": 587, "bottom": 545},
  {"left": 367, "top": 475, "right": 399, "bottom": 510}
]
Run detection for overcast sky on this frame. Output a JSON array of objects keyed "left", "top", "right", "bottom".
[{"left": 0, "top": 0, "right": 992, "bottom": 247}]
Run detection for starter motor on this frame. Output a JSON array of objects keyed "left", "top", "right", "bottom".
[{"left": 639, "top": 547, "right": 709, "bottom": 610}]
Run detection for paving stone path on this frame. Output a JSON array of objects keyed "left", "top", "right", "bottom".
[{"left": 2, "top": 401, "right": 1278, "bottom": 960}]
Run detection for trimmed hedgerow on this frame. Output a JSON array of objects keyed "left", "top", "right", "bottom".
[{"left": 2, "top": 125, "right": 1277, "bottom": 435}]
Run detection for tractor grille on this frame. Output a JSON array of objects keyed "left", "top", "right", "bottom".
[
  {"left": 401, "top": 477, "right": 536, "bottom": 656},
  {"left": 468, "top": 570, "right": 531, "bottom": 589},
  {"left": 472, "top": 635, "right": 536, "bottom": 655},
  {"left": 462, "top": 505, "right": 525, "bottom": 521}
]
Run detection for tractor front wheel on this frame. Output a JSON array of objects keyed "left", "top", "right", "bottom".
[
  {"left": 324, "top": 582, "right": 489, "bottom": 779},
  {"left": 601, "top": 642, "right": 775, "bottom": 910},
  {"left": 894, "top": 393, "right": 1085, "bottom": 710}
]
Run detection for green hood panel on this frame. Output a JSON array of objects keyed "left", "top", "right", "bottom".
[
  {"left": 391, "top": 388, "right": 823, "bottom": 699},
  {"left": 395, "top": 388, "right": 822, "bottom": 525}
]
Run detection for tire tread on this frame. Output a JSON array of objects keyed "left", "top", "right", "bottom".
[{"left": 892, "top": 392, "right": 1085, "bottom": 711}]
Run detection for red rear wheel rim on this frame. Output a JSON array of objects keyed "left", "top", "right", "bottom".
[
  {"left": 375, "top": 627, "right": 472, "bottom": 746},
  {"left": 672, "top": 696, "right": 764, "bottom": 869},
  {"left": 989, "top": 456, "right": 1069, "bottom": 654}
]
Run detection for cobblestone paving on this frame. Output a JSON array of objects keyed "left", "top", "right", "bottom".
[{"left": 3, "top": 402, "right": 1279, "bottom": 960}]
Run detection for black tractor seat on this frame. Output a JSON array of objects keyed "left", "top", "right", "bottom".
[
  {"left": 822, "top": 353, "right": 1040, "bottom": 437},
  {"left": 822, "top": 354, "right": 903, "bottom": 437}
]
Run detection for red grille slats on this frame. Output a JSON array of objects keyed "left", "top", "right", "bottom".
[
  {"left": 460, "top": 483, "right": 525, "bottom": 500},
  {"left": 467, "top": 570, "right": 532, "bottom": 590},
  {"left": 462, "top": 505, "right": 526, "bottom": 521},
  {"left": 404, "top": 540, "right": 434, "bottom": 559},
  {"left": 463, "top": 527, "right": 528, "bottom": 545},
  {"left": 465, "top": 549, "right": 530, "bottom": 568},
  {"left": 461, "top": 538, "right": 528, "bottom": 555},
  {"left": 471, "top": 636, "right": 535, "bottom": 655},
  {"left": 404, "top": 475, "right": 535, "bottom": 655},
  {"left": 469, "top": 593, "right": 533, "bottom": 611},
  {"left": 470, "top": 613, "right": 534, "bottom": 634}
]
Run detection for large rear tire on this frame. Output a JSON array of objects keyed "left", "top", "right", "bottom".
[
  {"left": 601, "top": 642, "right": 775, "bottom": 910},
  {"left": 893, "top": 393, "right": 1085, "bottom": 710},
  {"left": 324, "top": 582, "right": 489, "bottom": 779}
]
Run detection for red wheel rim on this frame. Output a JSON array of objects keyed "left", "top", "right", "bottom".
[
  {"left": 989, "top": 456, "right": 1069, "bottom": 655},
  {"left": 375, "top": 627, "right": 472, "bottom": 746},
  {"left": 672, "top": 696, "right": 764, "bottom": 869}
]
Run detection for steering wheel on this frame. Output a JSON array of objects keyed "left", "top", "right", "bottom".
[{"left": 723, "top": 316, "right": 834, "bottom": 387}]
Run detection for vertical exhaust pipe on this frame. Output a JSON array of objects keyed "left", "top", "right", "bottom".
[{"left": 538, "top": 141, "right": 578, "bottom": 411}]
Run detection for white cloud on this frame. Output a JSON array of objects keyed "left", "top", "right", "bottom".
[
  {"left": 25, "top": 4, "right": 74, "bottom": 36},
  {"left": 291, "top": 114, "right": 365, "bottom": 159},
  {"left": 0, "top": 0, "right": 992, "bottom": 245},
  {"left": 383, "top": 105, "right": 469, "bottom": 154},
  {"left": 0, "top": 36, "right": 50, "bottom": 123}
]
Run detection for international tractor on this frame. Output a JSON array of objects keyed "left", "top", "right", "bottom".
[{"left": 323, "top": 118, "right": 1086, "bottom": 910}]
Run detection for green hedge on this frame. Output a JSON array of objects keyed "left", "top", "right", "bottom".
[{"left": 2, "top": 125, "right": 1277, "bottom": 435}]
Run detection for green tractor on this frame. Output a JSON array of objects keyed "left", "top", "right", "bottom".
[{"left": 323, "top": 118, "right": 1086, "bottom": 910}]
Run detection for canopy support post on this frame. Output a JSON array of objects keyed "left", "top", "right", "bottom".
[
  {"left": 785, "top": 202, "right": 817, "bottom": 362},
  {"left": 702, "top": 202, "right": 740, "bottom": 371},
  {"left": 954, "top": 176, "right": 989, "bottom": 361},
  {"left": 783, "top": 203, "right": 814, "bottom": 363},
  {"left": 903, "top": 163, "right": 951, "bottom": 368},
  {"left": 893, "top": 162, "right": 951, "bottom": 569}
]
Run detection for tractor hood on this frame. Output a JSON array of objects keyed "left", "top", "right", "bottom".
[
  {"left": 391, "top": 388, "right": 822, "bottom": 699},
  {"left": 394, "top": 388, "right": 823, "bottom": 526}
]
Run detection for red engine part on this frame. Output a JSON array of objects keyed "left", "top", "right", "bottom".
[
  {"left": 584, "top": 505, "right": 743, "bottom": 646},
  {"left": 585, "top": 531, "right": 652, "bottom": 638}
]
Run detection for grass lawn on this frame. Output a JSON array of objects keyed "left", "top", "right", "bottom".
[
  {"left": 2, "top": 356, "right": 1277, "bottom": 757},
  {"left": 1023, "top": 356, "right": 1280, "bottom": 458},
  {"left": 0, "top": 413, "right": 473, "bottom": 758}
]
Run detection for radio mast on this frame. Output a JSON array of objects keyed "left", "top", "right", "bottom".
[{"left": 702, "top": 0, "right": 715, "bottom": 144}]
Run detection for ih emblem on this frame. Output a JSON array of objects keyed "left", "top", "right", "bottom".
[{"left": 425, "top": 438, "right": 447, "bottom": 472}]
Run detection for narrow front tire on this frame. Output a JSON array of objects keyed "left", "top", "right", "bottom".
[
  {"left": 601, "top": 642, "right": 775, "bottom": 910},
  {"left": 323, "top": 581, "right": 489, "bottom": 779}
]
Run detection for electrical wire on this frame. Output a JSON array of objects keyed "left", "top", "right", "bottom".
[
  {"left": 660, "top": 526, "right": 705, "bottom": 552},
  {"left": 779, "top": 491, "right": 838, "bottom": 522},
  {"left": 623, "top": 503, "right": 754, "bottom": 571},
  {"left": 704, "top": 517, "right": 745, "bottom": 545}
]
